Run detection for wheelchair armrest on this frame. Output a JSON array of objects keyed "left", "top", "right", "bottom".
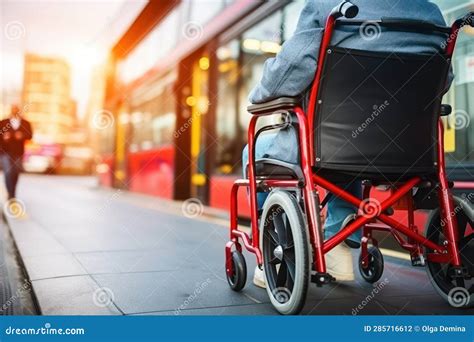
[
  {"left": 247, "top": 97, "right": 300, "bottom": 115},
  {"left": 440, "top": 104, "right": 452, "bottom": 116}
]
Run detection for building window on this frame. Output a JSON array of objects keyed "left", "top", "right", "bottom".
[
  {"left": 118, "top": 9, "right": 179, "bottom": 84},
  {"left": 215, "top": 10, "right": 285, "bottom": 175},
  {"left": 181, "top": 0, "right": 233, "bottom": 27},
  {"left": 282, "top": 0, "right": 305, "bottom": 42},
  {"left": 215, "top": 40, "right": 240, "bottom": 174},
  {"left": 128, "top": 71, "right": 177, "bottom": 152}
]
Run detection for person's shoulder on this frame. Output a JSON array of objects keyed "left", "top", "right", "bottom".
[{"left": 297, "top": 0, "right": 339, "bottom": 28}]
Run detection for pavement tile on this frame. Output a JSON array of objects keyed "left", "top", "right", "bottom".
[
  {"left": 92, "top": 269, "right": 264, "bottom": 315},
  {"left": 14, "top": 237, "right": 69, "bottom": 257},
  {"left": 301, "top": 296, "right": 403, "bottom": 315},
  {"left": 376, "top": 294, "right": 474, "bottom": 315},
  {"left": 75, "top": 249, "right": 186, "bottom": 274},
  {"left": 32, "top": 275, "right": 121, "bottom": 315},
  {"left": 7, "top": 218, "right": 69, "bottom": 257},
  {"left": 22, "top": 253, "right": 87, "bottom": 280},
  {"left": 131, "top": 303, "right": 277, "bottom": 316}
]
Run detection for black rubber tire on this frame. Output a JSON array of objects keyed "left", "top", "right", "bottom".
[
  {"left": 226, "top": 250, "right": 247, "bottom": 292},
  {"left": 260, "top": 190, "right": 310, "bottom": 315},
  {"left": 358, "top": 246, "right": 384, "bottom": 283},
  {"left": 425, "top": 197, "right": 473, "bottom": 308}
]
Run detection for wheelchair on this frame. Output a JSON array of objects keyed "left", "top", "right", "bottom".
[{"left": 225, "top": 1, "right": 474, "bottom": 315}]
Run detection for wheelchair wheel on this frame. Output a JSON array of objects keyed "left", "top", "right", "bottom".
[
  {"left": 226, "top": 250, "right": 247, "bottom": 292},
  {"left": 358, "top": 246, "right": 384, "bottom": 283},
  {"left": 425, "top": 197, "right": 473, "bottom": 308},
  {"left": 260, "top": 190, "right": 310, "bottom": 315}
]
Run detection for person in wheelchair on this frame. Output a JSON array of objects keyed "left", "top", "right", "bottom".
[{"left": 243, "top": 0, "right": 453, "bottom": 288}]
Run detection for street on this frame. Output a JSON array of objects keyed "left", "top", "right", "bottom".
[{"left": 4, "top": 175, "right": 472, "bottom": 315}]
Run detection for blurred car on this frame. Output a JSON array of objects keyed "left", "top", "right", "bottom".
[
  {"left": 23, "top": 142, "right": 62, "bottom": 174},
  {"left": 58, "top": 146, "right": 94, "bottom": 175}
]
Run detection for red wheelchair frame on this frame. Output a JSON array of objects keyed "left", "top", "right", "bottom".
[{"left": 226, "top": 1, "right": 473, "bottom": 307}]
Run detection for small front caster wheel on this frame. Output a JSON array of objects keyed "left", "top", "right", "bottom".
[
  {"left": 359, "top": 246, "right": 384, "bottom": 283},
  {"left": 226, "top": 250, "right": 247, "bottom": 291}
]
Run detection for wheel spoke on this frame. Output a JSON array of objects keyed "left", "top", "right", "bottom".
[
  {"left": 459, "top": 233, "right": 474, "bottom": 247},
  {"left": 268, "top": 229, "right": 279, "bottom": 245},
  {"left": 269, "top": 256, "right": 281, "bottom": 265},
  {"left": 285, "top": 247, "right": 295, "bottom": 265},
  {"left": 276, "top": 260, "right": 288, "bottom": 287},
  {"left": 286, "top": 257, "right": 296, "bottom": 281},
  {"left": 456, "top": 277, "right": 466, "bottom": 288},
  {"left": 273, "top": 214, "right": 287, "bottom": 246}
]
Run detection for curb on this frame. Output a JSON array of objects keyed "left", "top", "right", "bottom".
[{"left": 2, "top": 213, "right": 42, "bottom": 315}]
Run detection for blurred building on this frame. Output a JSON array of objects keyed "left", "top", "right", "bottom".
[
  {"left": 22, "top": 54, "right": 75, "bottom": 145},
  {"left": 85, "top": 63, "right": 109, "bottom": 156},
  {"left": 0, "top": 88, "right": 21, "bottom": 119}
]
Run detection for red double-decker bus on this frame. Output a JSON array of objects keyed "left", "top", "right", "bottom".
[{"left": 100, "top": 0, "right": 474, "bottom": 225}]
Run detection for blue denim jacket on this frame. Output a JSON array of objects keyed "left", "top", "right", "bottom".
[{"left": 249, "top": 0, "right": 452, "bottom": 164}]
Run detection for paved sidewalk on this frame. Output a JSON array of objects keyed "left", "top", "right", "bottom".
[{"left": 5, "top": 175, "right": 471, "bottom": 315}]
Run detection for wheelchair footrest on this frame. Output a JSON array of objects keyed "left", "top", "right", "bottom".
[
  {"left": 410, "top": 254, "right": 426, "bottom": 267},
  {"left": 311, "top": 272, "right": 336, "bottom": 287}
]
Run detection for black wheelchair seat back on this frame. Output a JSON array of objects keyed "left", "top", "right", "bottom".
[{"left": 314, "top": 46, "right": 450, "bottom": 180}]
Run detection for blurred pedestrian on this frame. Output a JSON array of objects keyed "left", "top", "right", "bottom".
[{"left": 1, "top": 105, "right": 33, "bottom": 200}]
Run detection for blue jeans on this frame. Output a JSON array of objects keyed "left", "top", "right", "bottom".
[
  {"left": 242, "top": 133, "right": 361, "bottom": 244},
  {"left": 2, "top": 155, "right": 22, "bottom": 199}
]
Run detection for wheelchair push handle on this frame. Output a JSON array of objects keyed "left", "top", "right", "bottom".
[
  {"left": 454, "top": 12, "right": 474, "bottom": 28},
  {"left": 331, "top": 1, "right": 359, "bottom": 19}
]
